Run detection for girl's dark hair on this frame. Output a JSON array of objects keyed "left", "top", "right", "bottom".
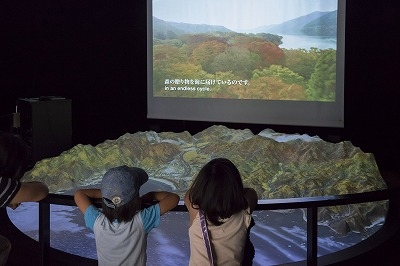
[
  {"left": 102, "top": 196, "right": 141, "bottom": 223},
  {"left": 0, "top": 132, "right": 32, "bottom": 180},
  {"left": 189, "top": 158, "right": 248, "bottom": 225}
]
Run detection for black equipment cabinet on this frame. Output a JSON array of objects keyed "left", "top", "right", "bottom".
[{"left": 18, "top": 97, "right": 72, "bottom": 163}]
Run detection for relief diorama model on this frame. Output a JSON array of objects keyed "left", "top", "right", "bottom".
[
  {"left": 23, "top": 125, "right": 387, "bottom": 236},
  {"left": 11, "top": 125, "right": 387, "bottom": 265}
]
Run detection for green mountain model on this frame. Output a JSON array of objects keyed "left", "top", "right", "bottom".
[{"left": 22, "top": 125, "right": 388, "bottom": 235}]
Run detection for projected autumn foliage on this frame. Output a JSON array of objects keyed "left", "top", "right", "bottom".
[{"left": 153, "top": 31, "right": 336, "bottom": 102}]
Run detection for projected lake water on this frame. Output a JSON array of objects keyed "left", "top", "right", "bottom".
[{"left": 279, "top": 34, "right": 336, "bottom": 50}]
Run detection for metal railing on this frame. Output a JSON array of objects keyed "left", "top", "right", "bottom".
[{"left": 38, "top": 189, "right": 391, "bottom": 266}]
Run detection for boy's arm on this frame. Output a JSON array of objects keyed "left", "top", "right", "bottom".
[
  {"left": 74, "top": 189, "right": 102, "bottom": 214},
  {"left": 243, "top": 187, "right": 258, "bottom": 214},
  {"left": 141, "top": 191, "right": 179, "bottom": 215}
]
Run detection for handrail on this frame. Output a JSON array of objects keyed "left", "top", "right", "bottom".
[{"left": 38, "top": 189, "right": 390, "bottom": 266}]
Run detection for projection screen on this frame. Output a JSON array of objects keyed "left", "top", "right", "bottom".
[{"left": 147, "top": 0, "right": 345, "bottom": 128}]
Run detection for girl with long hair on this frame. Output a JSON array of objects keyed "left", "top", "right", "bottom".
[{"left": 184, "top": 158, "right": 258, "bottom": 266}]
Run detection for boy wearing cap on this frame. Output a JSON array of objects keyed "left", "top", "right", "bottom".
[{"left": 74, "top": 165, "right": 180, "bottom": 266}]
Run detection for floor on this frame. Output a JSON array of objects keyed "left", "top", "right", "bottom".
[{"left": 1, "top": 170, "right": 400, "bottom": 266}]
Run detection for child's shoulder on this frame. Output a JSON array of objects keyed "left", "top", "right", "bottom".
[{"left": 140, "top": 203, "right": 161, "bottom": 220}]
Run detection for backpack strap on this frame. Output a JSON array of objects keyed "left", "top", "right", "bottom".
[{"left": 199, "top": 209, "right": 214, "bottom": 266}]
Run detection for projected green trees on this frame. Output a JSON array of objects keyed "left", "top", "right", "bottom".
[{"left": 153, "top": 32, "right": 336, "bottom": 101}]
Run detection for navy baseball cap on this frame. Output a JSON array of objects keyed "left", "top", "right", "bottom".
[{"left": 101, "top": 166, "right": 148, "bottom": 209}]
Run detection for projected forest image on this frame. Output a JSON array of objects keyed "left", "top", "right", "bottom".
[{"left": 152, "top": 0, "right": 338, "bottom": 102}]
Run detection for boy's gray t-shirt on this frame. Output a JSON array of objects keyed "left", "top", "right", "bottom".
[{"left": 84, "top": 204, "right": 161, "bottom": 266}]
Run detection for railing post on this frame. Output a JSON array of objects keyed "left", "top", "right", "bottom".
[
  {"left": 39, "top": 200, "right": 50, "bottom": 266},
  {"left": 307, "top": 206, "right": 318, "bottom": 266}
]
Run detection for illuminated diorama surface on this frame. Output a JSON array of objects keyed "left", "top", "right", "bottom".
[{"left": 9, "top": 125, "right": 387, "bottom": 265}]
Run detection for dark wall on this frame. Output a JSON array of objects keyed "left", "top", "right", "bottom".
[
  {"left": 343, "top": 1, "right": 399, "bottom": 171},
  {"left": 0, "top": 1, "right": 148, "bottom": 144},
  {"left": 0, "top": 1, "right": 399, "bottom": 171}
]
